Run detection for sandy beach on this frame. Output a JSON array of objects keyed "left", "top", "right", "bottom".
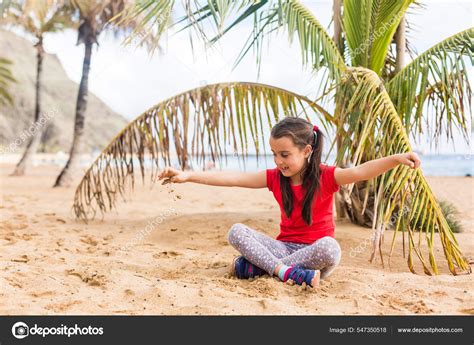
[{"left": 0, "top": 163, "right": 472, "bottom": 315}]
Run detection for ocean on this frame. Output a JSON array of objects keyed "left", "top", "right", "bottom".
[
  {"left": 187, "top": 153, "right": 473, "bottom": 177},
  {"left": 8, "top": 152, "right": 470, "bottom": 177}
]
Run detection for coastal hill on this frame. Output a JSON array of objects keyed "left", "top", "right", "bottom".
[{"left": 0, "top": 30, "right": 128, "bottom": 153}]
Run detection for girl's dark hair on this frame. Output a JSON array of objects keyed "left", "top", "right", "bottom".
[{"left": 271, "top": 117, "right": 324, "bottom": 225}]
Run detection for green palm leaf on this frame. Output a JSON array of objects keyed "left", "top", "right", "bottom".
[
  {"left": 115, "top": 1, "right": 259, "bottom": 48},
  {"left": 386, "top": 28, "right": 473, "bottom": 142},
  {"left": 198, "top": 0, "right": 346, "bottom": 81},
  {"left": 111, "top": 0, "right": 175, "bottom": 48},
  {"left": 72, "top": 82, "right": 332, "bottom": 221},
  {"left": 118, "top": 1, "right": 345, "bottom": 81},
  {"left": 240, "top": 0, "right": 346, "bottom": 80},
  {"left": 336, "top": 67, "right": 471, "bottom": 275},
  {"left": 343, "top": 0, "right": 414, "bottom": 74}
]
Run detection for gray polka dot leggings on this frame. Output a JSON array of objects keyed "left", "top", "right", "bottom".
[{"left": 228, "top": 223, "right": 342, "bottom": 280}]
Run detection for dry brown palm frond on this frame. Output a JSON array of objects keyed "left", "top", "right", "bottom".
[{"left": 72, "top": 81, "right": 333, "bottom": 221}]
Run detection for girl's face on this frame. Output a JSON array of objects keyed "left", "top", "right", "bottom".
[{"left": 270, "top": 136, "right": 312, "bottom": 178}]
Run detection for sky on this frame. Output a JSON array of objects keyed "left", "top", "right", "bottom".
[{"left": 38, "top": 0, "right": 473, "bottom": 154}]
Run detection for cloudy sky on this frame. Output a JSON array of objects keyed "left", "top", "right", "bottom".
[{"left": 41, "top": 0, "right": 472, "bottom": 154}]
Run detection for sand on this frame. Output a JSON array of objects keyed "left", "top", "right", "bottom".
[{"left": 0, "top": 163, "right": 473, "bottom": 315}]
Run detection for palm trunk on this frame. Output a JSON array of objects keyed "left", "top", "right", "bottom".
[
  {"left": 394, "top": 14, "right": 406, "bottom": 73},
  {"left": 334, "top": 102, "right": 348, "bottom": 220},
  {"left": 332, "top": 22, "right": 366, "bottom": 223},
  {"left": 363, "top": 15, "right": 408, "bottom": 260},
  {"left": 342, "top": 17, "right": 407, "bottom": 226},
  {"left": 332, "top": 0, "right": 343, "bottom": 55},
  {"left": 332, "top": 0, "right": 347, "bottom": 220},
  {"left": 53, "top": 40, "right": 93, "bottom": 187},
  {"left": 11, "top": 39, "right": 44, "bottom": 176},
  {"left": 335, "top": 14, "right": 407, "bottom": 227}
]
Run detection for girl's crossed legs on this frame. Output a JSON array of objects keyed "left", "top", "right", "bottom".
[{"left": 227, "top": 223, "right": 341, "bottom": 280}]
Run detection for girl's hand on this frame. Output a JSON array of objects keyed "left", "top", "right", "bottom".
[
  {"left": 397, "top": 152, "right": 421, "bottom": 169},
  {"left": 158, "top": 167, "right": 190, "bottom": 184}
]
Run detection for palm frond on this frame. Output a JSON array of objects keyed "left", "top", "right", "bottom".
[
  {"left": 2, "top": 0, "right": 73, "bottom": 38},
  {"left": 343, "top": 0, "right": 414, "bottom": 74},
  {"left": 184, "top": 0, "right": 259, "bottom": 36},
  {"left": 115, "top": 0, "right": 258, "bottom": 50},
  {"left": 0, "top": 0, "right": 13, "bottom": 18},
  {"left": 110, "top": 0, "right": 175, "bottom": 49},
  {"left": 0, "top": 57, "right": 15, "bottom": 105},
  {"left": 118, "top": 0, "right": 345, "bottom": 82},
  {"left": 386, "top": 28, "right": 473, "bottom": 144},
  {"left": 70, "top": 0, "right": 154, "bottom": 47},
  {"left": 336, "top": 67, "right": 471, "bottom": 275},
  {"left": 72, "top": 81, "right": 333, "bottom": 221},
  {"left": 235, "top": 0, "right": 346, "bottom": 80},
  {"left": 41, "top": 5, "right": 74, "bottom": 34}
]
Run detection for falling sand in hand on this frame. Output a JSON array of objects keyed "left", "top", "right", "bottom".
[{"left": 161, "top": 178, "right": 183, "bottom": 201}]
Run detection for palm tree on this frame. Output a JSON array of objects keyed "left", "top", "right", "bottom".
[
  {"left": 72, "top": 1, "right": 472, "bottom": 275},
  {"left": 53, "top": 0, "right": 153, "bottom": 187},
  {"left": 3, "top": 0, "right": 71, "bottom": 175}
]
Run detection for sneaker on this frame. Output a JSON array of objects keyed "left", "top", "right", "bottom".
[
  {"left": 231, "top": 256, "right": 266, "bottom": 279},
  {"left": 287, "top": 266, "right": 320, "bottom": 287}
]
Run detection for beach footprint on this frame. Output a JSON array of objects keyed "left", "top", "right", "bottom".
[
  {"left": 66, "top": 268, "right": 107, "bottom": 287},
  {"left": 153, "top": 251, "right": 182, "bottom": 259}
]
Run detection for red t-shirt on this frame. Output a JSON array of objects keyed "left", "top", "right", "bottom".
[{"left": 266, "top": 164, "right": 340, "bottom": 244}]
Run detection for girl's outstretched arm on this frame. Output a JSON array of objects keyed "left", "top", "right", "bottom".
[
  {"left": 334, "top": 152, "right": 421, "bottom": 186},
  {"left": 157, "top": 167, "right": 267, "bottom": 188}
]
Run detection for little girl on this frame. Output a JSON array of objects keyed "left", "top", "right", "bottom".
[{"left": 158, "top": 117, "right": 421, "bottom": 288}]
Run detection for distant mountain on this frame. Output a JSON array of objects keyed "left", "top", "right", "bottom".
[{"left": 0, "top": 30, "right": 128, "bottom": 153}]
